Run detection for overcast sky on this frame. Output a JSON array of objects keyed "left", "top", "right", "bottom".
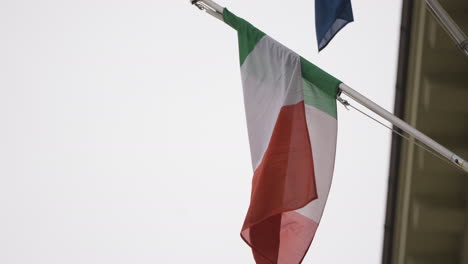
[{"left": 0, "top": 0, "right": 402, "bottom": 263}]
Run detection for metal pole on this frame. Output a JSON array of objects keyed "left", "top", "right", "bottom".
[
  {"left": 425, "top": 0, "right": 468, "bottom": 57},
  {"left": 191, "top": 0, "right": 468, "bottom": 173},
  {"left": 199, "top": 0, "right": 224, "bottom": 14},
  {"left": 191, "top": 0, "right": 224, "bottom": 21},
  {"left": 339, "top": 83, "right": 467, "bottom": 172}
]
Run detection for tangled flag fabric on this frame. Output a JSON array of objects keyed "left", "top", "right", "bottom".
[
  {"left": 315, "top": 0, "right": 354, "bottom": 51},
  {"left": 224, "top": 9, "right": 339, "bottom": 264}
]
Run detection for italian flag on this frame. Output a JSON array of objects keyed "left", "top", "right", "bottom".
[{"left": 224, "top": 9, "right": 340, "bottom": 264}]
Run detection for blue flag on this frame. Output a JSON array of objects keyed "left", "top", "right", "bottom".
[{"left": 315, "top": 0, "right": 354, "bottom": 51}]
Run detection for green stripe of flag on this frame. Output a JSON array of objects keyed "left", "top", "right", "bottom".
[
  {"left": 300, "top": 58, "right": 340, "bottom": 119},
  {"left": 302, "top": 78, "right": 337, "bottom": 119},
  {"left": 223, "top": 9, "right": 265, "bottom": 66}
]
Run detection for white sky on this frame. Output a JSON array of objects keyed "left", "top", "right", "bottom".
[{"left": 0, "top": 0, "right": 402, "bottom": 263}]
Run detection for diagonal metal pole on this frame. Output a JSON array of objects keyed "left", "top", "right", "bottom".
[
  {"left": 338, "top": 83, "right": 467, "bottom": 172},
  {"left": 191, "top": 0, "right": 468, "bottom": 173},
  {"left": 425, "top": 0, "right": 468, "bottom": 57},
  {"left": 191, "top": 0, "right": 224, "bottom": 21}
]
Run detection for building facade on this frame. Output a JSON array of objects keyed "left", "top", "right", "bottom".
[{"left": 384, "top": 0, "right": 468, "bottom": 263}]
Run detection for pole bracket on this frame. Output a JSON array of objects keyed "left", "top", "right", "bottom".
[
  {"left": 337, "top": 96, "right": 351, "bottom": 110},
  {"left": 452, "top": 155, "right": 468, "bottom": 171},
  {"left": 459, "top": 40, "right": 468, "bottom": 56}
]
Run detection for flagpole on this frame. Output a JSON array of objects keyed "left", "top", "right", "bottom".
[
  {"left": 425, "top": 0, "right": 468, "bottom": 57},
  {"left": 338, "top": 84, "right": 467, "bottom": 172},
  {"left": 191, "top": 0, "right": 468, "bottom": 173},
  {"left": 191, "top": 0, "right": 224, "bottom": 21}
]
